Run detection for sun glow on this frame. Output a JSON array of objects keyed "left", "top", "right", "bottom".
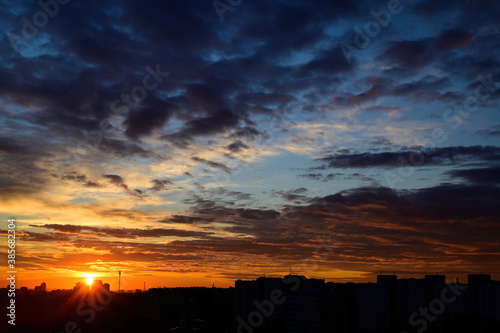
[{"left": 86, "top": 277, "right": 94, "bottom": 286}]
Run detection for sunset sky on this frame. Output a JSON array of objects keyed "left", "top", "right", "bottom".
[{"left": 1, "top": 0, "right": 499, "bottom": 290}]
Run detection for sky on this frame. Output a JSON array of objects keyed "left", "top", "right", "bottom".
[{"left": 0, "top": 0, "right": 499, "bottom": 290}]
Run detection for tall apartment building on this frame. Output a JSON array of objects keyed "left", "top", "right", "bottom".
[{"left": 233, "top": 274, "right": 500, "bottom": 333}]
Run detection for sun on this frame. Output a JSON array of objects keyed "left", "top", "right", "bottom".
[{"left": 86, "top": 277, "right": 94, "bottom": 286}]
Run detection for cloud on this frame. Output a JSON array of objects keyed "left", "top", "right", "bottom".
[
  {"left": 161, "top": 109, "right": 242, "bottom": 148},
  {"left": 231, "top": 127, "right": 267, "bottom": 141},
  {"left": 103, "top": 174, "right": 127, "bottom": 188},
  {"left": 31, "top": 224, "right": 213, "bottom": 239},
  {"left": 62, "top": 172, "right": 102, "bottom": 187},
  {"left": 382, "top": 40, "right": 433, "bottom": 68},
  {"left": 149, "top": 179, "right": 173, "bottom": 191},
  {"left": 191, "top": 156, "right": 232, "bottom": 174},
  {"left": 299, "top": 173, "right": 324, "bottom": 181},
  {"left": 435, "top": 29, "right": 473, "bottom": 50},
  {"left": 155, "top": 182, "right": 500, "bottom": 276},
  {"left": 269, "top": 187, "right": 309, "bottom": 204},
  {"left": 159, "top": 215, "right": 215, "bottom": 224},
  {"left": 227, "top": 140, "right": 249, "bottom": 153},
  {"left": 476, "top": 125, "right": 500, "bottom": 138},
  {"left": 315, "top": 146, "right": 500, "bottom": 169},
  {"left": 446, "top": 165, "right": 500, "bottom": 185},
  {"left": 102, "top": 174, "right": 145, "bottom": 197},
  {"left": 15, "top": 179, "right": 500, "bottom": 279},
  {"left": 124, "top": 102, "right": 178, "bottom": 140}
]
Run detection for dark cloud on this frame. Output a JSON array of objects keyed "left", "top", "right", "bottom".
[
  {"left": 447, "top": 166, "right": 500, "bottom": 185},
  {"left": 61, "top": 173, "right": 87, "bottom": 182},
  {"left": 476, "top": 125, "right": 500, "bottom": 138},
  {"left": 369, "top": 137, "right": 393, "bottom": 146},
  {"left": 299, "top": 172, "right": 374, "bottom": 183},
  {"left": 235, "top": 93, "right": 293, "bottom": 106},
  {"left": 269, "top": 188, "right": 309, "bottom": 204},
  {"left": 103, "top": 174, "right": 126, "bottom": 187},
  {"left": 161, "top": 132, "right": 193, "bottom": 149},
  {"left": 151, "top": 182, "right": 500, "bottom": 272},
  {"left": 377, "top": 26, "right": 479, "bottom": 78},
  {"left": 191, "top": 156, "right": 232, "bottom": 174},
  {"left": 185, "top": 109, "right": 241, "bottom": 136},
  {"left": 159, "top": 215, "right": 215, "bottom": 224},
  {"left": 17, "top": 179, "right": 500, "bottom": 276},
  {"left": 226, "top": 191, "right": 253, "bottom": 201},
  {"left": 149, "top": 179, "right": 173, "bottom": 191},
  {"left": 85, "top": 181, "right": 102, "bottom": 188},
  {"left": 393, "top": 76, "right": 452, "bottom": 102},
  {"left": 291, "top": 187, "right": 308, "bottom": 194},
  {"left": 0, "top": 0, "right": 357, "bottom": 159},
  {"left": 284, "top": 184, "right": 500, "bottom": 224},
  {"left": 435, "top": 29, "right": 473, "bottom": 50},
  {"left": 382, "top": 40, "right": 432, "bottom": 68},
  {"left": 184, "top": 83, "right": 228, "bottom": 114},
  {"left": 103, "top": 174, "right": 145, "bottom": 197},
  {"left": 227, "top": 140, "right": 249, "bottom": 153},
  {"left": 0, "top": 0, "right": 497, "bottom": 160},
  {"left": 162, "top": 109, "right": 241, "bottom": 148},
  {"left": 184, "top": 196, "right": 282, "bottom": 224},
  {"left": 0, "top": 136, "right": 54, "bottom": 199},
  {"left": 31, "top": 224, "right": 213, "bottom": 239},
  {"left": 315, "top": 146, "right": 500, "bottom": 169},
  {"left": 299, "top": 173, "right": 323, "bottom": 181},
  {"left": 413, "top": 0, "right": 461, "bottom": 16},
  {"left": 333, "top": 75, "right": 453, "bottom": 107},
  {"left": 299, "top": 47, "right": 354, "bottom": 76},
  {"left": 124, "top": 102, "right": 178, "bottom": 140},
  {"left": 62, "top": 172, "right": 102, "bottom": 188},
  {"left": 231, "top": 127, "right": 267, "bottom": 141},
  {"left": 0, "top": 136, "right": 33, "bottom": 155},
  {"left": 98, "top": 138, "right": 155, "bottom": 158}
]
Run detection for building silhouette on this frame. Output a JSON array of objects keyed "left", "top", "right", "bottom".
[
  {"left": 34, "top": 282, "right": 46, "bottom": 292},
  {"left": 234, "top": 274, "right": 500, "bottom": 333},
  {"left": 1, "top": 274, "right": 499, "bottom": 333},
  {"left": 148, "top": 286, "right": 234, "bottom": 332}
]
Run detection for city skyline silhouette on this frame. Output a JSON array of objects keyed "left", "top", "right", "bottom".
[{"left": 1, "top": 0, "right": 499, "bottom": 332}]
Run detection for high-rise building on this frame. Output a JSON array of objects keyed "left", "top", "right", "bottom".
[{"left": 34, "top": 282, "right": 46, "bottom": 292}]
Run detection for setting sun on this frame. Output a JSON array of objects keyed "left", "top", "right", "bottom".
[{"left": 85, "top": 277, "right": 94, "bottom": 286}]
